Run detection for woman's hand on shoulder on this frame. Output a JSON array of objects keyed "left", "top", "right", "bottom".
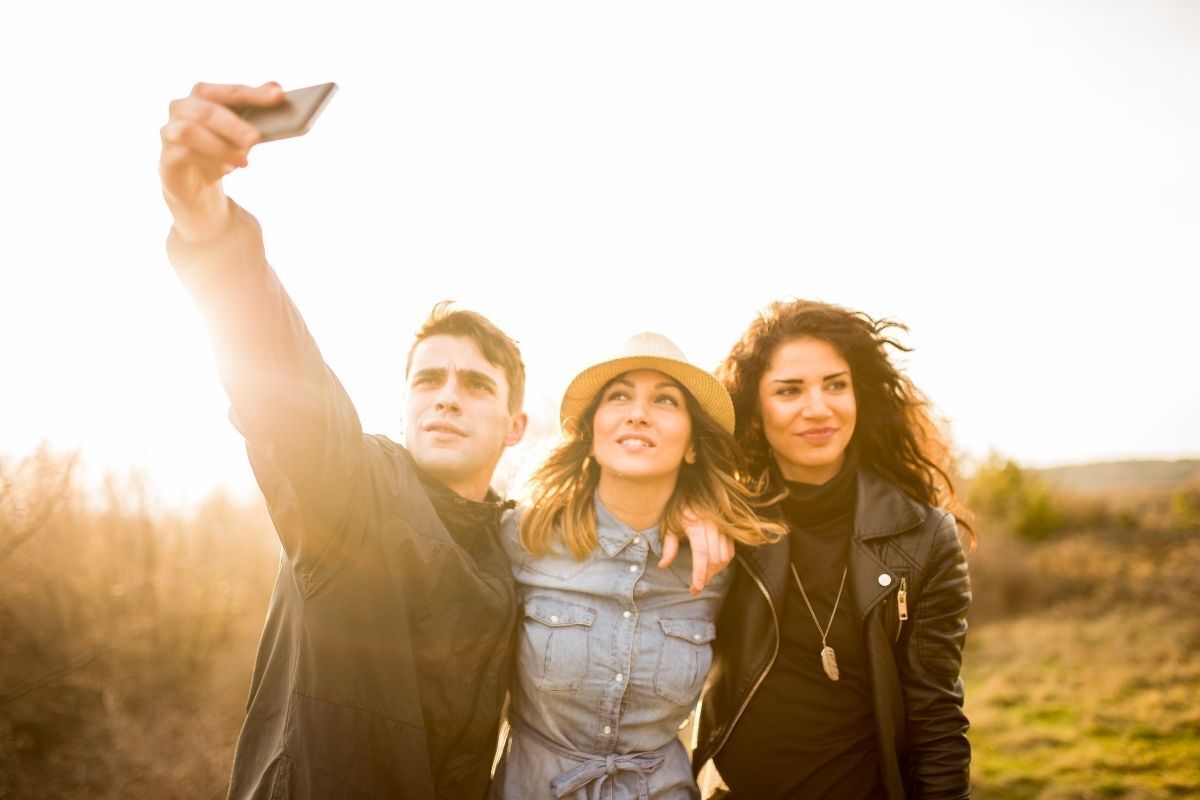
[{"left": 659, "top": 509, "right": 735, "bottom": 595}]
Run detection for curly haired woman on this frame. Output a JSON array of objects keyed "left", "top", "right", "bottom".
[{"left": 693, "top": 300, "right": 974, "bottom": 800}]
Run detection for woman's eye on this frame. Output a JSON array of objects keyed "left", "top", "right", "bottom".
[
  {"left": 605, "top": 390, "right": 630, "bottom": 402},
  {"left": 655, "top": 394, "right": 679, "bottom": 406},
  {"left": 828, "top": 380, "right": 848, "bottom": 391}
]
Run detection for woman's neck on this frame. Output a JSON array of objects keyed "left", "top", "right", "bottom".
[{"left": 596, "top": 472, "right": 677, "bottom": 532}]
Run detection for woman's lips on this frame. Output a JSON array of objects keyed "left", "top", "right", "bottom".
[{"left": 798, "top": 427, "right": 837, "bottom": 443}]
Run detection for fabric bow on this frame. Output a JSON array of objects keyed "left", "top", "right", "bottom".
[{"left": 549, "top": 750, "right": 666, "bottom": 800}]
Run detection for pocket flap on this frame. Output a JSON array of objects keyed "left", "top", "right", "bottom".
[
  {"left": 659, "top": 617, "right": 716, "bottom": 644},
  {"left": 525, "top": 595, "right": 597, "bottom": 627}
]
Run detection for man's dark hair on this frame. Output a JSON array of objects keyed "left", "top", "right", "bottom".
[{"left": 406, "top": 301, "right": 526, "bottom": 413}]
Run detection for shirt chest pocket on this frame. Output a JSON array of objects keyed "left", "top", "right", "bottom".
[
  {"left": 521, "top": 595, "right": 597, "bottom": 692},
  {"left": 654, "top": 618, "right": 717, "bottom": 706}
]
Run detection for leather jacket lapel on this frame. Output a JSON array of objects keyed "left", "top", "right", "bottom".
[{"left": 850, "top": 471, "right": 927, "bottom": 620}]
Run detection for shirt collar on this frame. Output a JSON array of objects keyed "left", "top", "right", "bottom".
[{"left": 594, "top": 495, "right": 664, "bottom": 558}]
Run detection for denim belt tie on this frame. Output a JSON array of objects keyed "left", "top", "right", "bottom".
[{"left": 510, "top": 717, "right": 667, "bottom": 800}]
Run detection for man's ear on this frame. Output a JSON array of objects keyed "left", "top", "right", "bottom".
[{"left": 505, "top": 412, "right": 528, "bottom": 447}]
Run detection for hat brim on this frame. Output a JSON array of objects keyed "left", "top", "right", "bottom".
[{"left": 560, "top": 355, "right": 735, "bottom": 436}]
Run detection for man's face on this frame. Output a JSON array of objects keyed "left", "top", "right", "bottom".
[{"left": 404, "top": 334, "right": 526, "bottom": 500}]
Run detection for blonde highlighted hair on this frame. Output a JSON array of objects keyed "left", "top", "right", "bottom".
[{"left": 519, "top": 378, "right": 784, "bottom": 559}]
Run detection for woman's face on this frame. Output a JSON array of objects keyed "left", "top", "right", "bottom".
[
  {"left": 591, "top": 369, "right": 694, "bottom": 486},
  {"left": 757, "top": 337, "right": 857, "bottom": 485}
]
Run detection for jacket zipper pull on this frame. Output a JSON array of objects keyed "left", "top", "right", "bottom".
[{"left": 897, "top": 577, "right": 908, "bottom": 621}]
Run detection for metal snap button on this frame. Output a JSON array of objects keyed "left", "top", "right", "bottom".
[{"left": 878, "top": 573, "right": 893, "bottom": 587}]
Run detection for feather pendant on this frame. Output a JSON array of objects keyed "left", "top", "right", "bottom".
[{"left": 820, "top": 645, "right": 840, "bottom": 681}]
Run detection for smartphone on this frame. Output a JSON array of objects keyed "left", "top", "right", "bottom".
[{"left": 236, "top": 82, "right": 338, "bottom": 143}]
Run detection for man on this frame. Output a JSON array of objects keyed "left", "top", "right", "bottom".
[{"left": 160, "top": 82, "right": 729, "bottom": 800}]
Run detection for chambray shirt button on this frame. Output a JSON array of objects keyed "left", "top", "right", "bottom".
[
  {"left": 615, "top": 673, "right": 624, "bottom": 682},
  {"left": 878, "top": 573, "right": 893, "bottom": 587},
  {"left": 603, "top": 725, "right": 612, "bottom": 734},
  {"left": 693, "top": 634, "right": 702, "bottom": 641},
  {"left": 623, "top": 611, "right": 632, "bottom": 618},
  {"left": 634, "top": 536, "right": 642, "bottom": 545},
  {"left": 629, "top": 565, "right": 638, "bottom": 573},
  {"left": 550, "top": 615, "right": 559, "bottom": 623}
]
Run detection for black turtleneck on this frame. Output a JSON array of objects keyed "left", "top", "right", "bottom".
[{"left": 716, "top": 450, "right": 883, "bottom": 800}]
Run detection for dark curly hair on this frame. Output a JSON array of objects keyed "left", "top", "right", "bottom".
[{"left": 717, "top": 298, "right": 974, "bottom": 544}]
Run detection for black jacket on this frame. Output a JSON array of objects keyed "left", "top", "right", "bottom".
[
  {"left": 693, "top": 470, "right": 971, "bottom": 799},
  {"left": 169, "top": 205, "right": 516, "bottom": 800}
]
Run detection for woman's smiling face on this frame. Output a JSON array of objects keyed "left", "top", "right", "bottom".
[
  {"left": 590, "top": 369, "right": 694, "bottom": 485},
  {"left": 757, "top": 337, "right": 857, "bottom": 485}
]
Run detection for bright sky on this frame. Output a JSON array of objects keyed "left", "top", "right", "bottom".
[{"left": 3, "top": 1, "right": 1198, "bottom": 505}]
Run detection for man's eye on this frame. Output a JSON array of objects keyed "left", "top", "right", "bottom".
[{"left": 470, "top": 381, "right": 492, "bottom": 393}]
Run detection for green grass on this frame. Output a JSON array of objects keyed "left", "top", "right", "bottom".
[{"left": 965, "top": 607, "right": 1200, "bottom": 799}]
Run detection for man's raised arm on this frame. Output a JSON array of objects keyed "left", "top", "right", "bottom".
[{"left": 160, "top": 82, "right": 368, "bottom": 574}]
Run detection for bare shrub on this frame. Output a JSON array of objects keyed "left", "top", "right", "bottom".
[{"left": 0, "top": 446, "right": 278, "bottom": 798}]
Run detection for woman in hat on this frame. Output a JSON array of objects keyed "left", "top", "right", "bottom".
[
  {"left": 490, "top": 332, "right": 783, "bottom": 800},
  {"left": 691, "top": 299, "right": 974, "bottom": 799}
]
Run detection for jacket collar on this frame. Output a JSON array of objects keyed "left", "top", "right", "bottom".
[
  {"left": 410, "top": 455, "right": 513, "bottom": 531},
  {"left": 739, "top": 469, "right": 928, "bottom": 610},
  {"left": 594, "top": 496, "right": 665, "bottom": 558},
  {"left": 853, "top": 470, "right": 927, "bottom": 541}
]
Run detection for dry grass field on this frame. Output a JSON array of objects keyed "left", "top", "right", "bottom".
[
  {"left": 1, "top": 447, "right": 1197, "bottom": 798},
  {"left": 966, "top": 530, "right": 1200, "bottom": 799}
]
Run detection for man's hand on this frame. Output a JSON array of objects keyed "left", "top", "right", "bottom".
[
  {"left": 659, "top": 510, "right": 735, "bottom": 595},
  {"left": 159, "top": 82, "right": 283, "bottom": 243}
]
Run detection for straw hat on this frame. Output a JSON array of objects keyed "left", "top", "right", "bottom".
[{"left": 559, "top": 332, "right": 735, "bottom": 435}]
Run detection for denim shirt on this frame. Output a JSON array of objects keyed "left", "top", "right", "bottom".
[{"left": 490, "top": 498, "right": 731, "bottom": 800}]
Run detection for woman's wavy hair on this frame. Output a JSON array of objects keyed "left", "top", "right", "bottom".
[
  {"left": 718, "top": 299, "right": 975, "bottom": 546},
  {"left": 520, "top": 376, "right": 785, "bottom": 559}
]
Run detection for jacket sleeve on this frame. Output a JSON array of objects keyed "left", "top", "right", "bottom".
[
  {"left": 167, "top": 201, "right": 368, "bottom": 579},
  {"left": 900, "top": 511, "right": 972, "bottom": 799}
]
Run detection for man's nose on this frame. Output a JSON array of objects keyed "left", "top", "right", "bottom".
[{"left": 433, "top": 379, "right": 462, "bottom": 412}]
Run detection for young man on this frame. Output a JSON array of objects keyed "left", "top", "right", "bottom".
[{"left": 160, "top": 82, "right": 730, "bottom": 800}]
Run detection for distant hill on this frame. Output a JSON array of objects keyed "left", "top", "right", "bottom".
[{"left": 1030, "top": 460, "right": 1200, "bottom": 493}]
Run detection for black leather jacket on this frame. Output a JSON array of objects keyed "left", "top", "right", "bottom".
[{"left": 693, "top": 470, "right": 972, "bottom": 799}]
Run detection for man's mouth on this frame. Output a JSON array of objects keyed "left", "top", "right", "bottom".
[{"left": 424, "top": 421, "right": 467, "bottom": 437}]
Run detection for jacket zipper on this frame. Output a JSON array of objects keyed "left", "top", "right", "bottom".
[
  {"left": 894, "top": 576, "right": 908, "bottom": 642},
  {"left": 711, "top": 554, "right": 780, "bottom": 758}
]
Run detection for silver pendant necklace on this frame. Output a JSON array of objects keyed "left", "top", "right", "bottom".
[{"left": 790, "top": 562, "right": 848, "bottom": 681}]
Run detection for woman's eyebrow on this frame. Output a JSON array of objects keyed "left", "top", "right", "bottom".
[{"left": 770, "top": 370, "right": 849, "bottom": 385}]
